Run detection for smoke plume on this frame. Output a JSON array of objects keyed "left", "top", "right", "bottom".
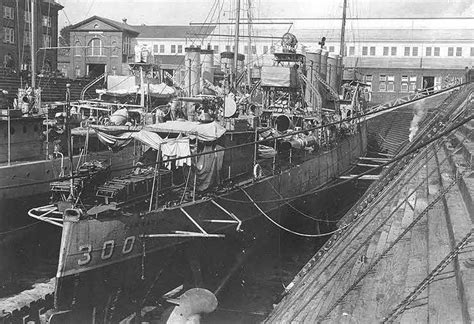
[{"left": 408, "top": 101, "right": 427, "bottom": 142}]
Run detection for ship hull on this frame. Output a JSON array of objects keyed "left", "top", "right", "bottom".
[
  {"left": 54, "top": 123, "right": 367, "bottom": 322},
  {"left": 0, "top": 146, "right": 138, "bottom": 231}
]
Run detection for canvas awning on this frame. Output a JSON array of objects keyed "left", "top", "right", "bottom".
[
  {"left": 106, "top": 82, "right": 176, "bottom": 98},
  {"left": 145, "top": 120, "right": 226, "bottom": 142},
  {"left": 95, "top": 129, "right": 165, "bottom": 151}
]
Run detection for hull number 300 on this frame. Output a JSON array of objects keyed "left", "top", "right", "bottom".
[{"left": 77, "top": 236, "right": 136, "bottom": 265}]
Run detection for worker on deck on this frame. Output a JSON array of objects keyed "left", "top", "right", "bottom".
[{"left": 0, "top": 90, "right": 9, "bottom": 109}]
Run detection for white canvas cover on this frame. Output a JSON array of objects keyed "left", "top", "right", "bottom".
[
  {"left": 95, "top": 129, "right": 164, "bottom": 151},
  {"left": 261, "top": 66, "right": 298, "bottom": 88},
  {"left": 145, "top": 120, "right": 226, "bottom": 142}
]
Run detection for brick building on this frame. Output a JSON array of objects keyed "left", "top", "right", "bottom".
[
  {"left": 66, "top": 16, "right": 215, "bottom": 79},
  {"left": 67, "top": 16, "right": 140, "bottom": 78},
  {"left": 0, "top": 0, "right": 62, "bottom": 74}
]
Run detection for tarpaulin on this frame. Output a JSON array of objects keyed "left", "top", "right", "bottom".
[
  {"left": 106, "top": 78, "right": 176, "bottom": 98},
  {"left": 95, "top": 129, "right": 164, "bottom": 152},
  {"left": 260, "top": 66, "right": 298, "bottom": 88},
  {"left": 145, "top": 120, "right": 226, "bottom": 142},
  {"left": 195, "top": 144, "right": 224, "bottom": 191},
  {"left": 96, "top": 131, "right": 134, "bottom": 152},
  {"left": 161, "top": 137, "right": 191, "bottom": 169}
]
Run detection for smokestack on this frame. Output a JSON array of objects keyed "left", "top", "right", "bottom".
[{"left": 185, "top": 47, "right": 201, "bottom": 96}]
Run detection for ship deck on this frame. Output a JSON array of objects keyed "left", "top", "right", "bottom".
[{"left": 266, "top": 83, "right": 474, "bottom": 323}]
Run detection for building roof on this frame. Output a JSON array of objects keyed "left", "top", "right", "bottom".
[
  {"left": 43, "top": 0, "right": 63, "bottom": 9},
  {"left": 69, "top": 16, "right": 140, "bottom": 34},
  {"left": 134, "top": 25, "right": 216, "bottom": 39}
]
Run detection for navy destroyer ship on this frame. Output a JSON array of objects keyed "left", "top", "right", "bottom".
[
  {"left": 28, "top": 0, "right": 370, "bottom": 315},
  {"left": 30, "top": 38, "right": 368, "bottom": 323}
]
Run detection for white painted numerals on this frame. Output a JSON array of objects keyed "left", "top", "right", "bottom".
[
  {"left": 122, "top": 236, "right": 135, "bottom": 254},
  {"left": 77, "top": 236, "right": 136, "bottom": 266},
  {"left": 77, "top": 244, "right": 92, "bottom": 265},
  {"left": 101, "top": 240, "right": 115, "bottom": 260}
]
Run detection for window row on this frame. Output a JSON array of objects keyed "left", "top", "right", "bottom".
[
  {"left": 345, "top": 45, "right": 472, "bottom": 57},
  {"left": 3, "top": 6, "right": 51, "bottom": 27},
  {"left": 3, "top": 28, "right": 51, "bottom": 47},
  {"left": 147, "top": 44, "right": 275, "bottom": 56},
  {"left": 152, "top": 44, "right": 184, "bottom": 54},
  {"left": 364, "top": 74, "right": 418, "bottom": 93}
]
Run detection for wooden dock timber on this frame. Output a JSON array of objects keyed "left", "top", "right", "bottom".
[{"left": 265, "top": 83, "right": 474, "bottom": 323}]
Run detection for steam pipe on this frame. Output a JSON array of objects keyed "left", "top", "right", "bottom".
[{"left": 177, "top": 97, "right": 206, "bottom": 103}]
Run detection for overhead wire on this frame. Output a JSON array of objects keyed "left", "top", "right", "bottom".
[
  {"left": 0, "top": 221, "right": 42, "bottom": 236},
  {"left": 218, "top": 113, "right": 473, "bottom": 204},
  {"left": 0, "top": 83, "right": 467, "bottom": 191},
  {"left": 2, "top": 111, "right": 471, "bottom": 209}
]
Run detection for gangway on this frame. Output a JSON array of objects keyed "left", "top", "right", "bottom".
[{"left": 364, "top": 82, "right": 465, "bottom": 121}]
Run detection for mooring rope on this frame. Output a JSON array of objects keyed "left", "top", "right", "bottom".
[{"left": 241, "top": 188, "right": 350, "bottom": 238}]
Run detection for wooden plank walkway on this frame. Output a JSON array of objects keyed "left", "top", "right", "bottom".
[{"left": 265, "top": 83, "right": 474, "bottom": 323}]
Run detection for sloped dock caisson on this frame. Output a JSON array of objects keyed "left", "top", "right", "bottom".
[{"left": 266, "top": 83, "right": 474, "bottom": 323}]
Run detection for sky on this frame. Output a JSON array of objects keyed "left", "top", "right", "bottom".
[{"left": 56, "top": 0, "right": 473, "bottom": 30}]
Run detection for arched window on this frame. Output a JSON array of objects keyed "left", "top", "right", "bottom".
[
  {"left": 43, "top": 60, "right": 51, "bottom": 72},
  {"left": 111, "top": 40, "right": 118, "bottom": 56},
  {"left": 74, "top": 40, "right": 81, "bottom": 56},
  {"left": 87, "top": 38, "right": 102, "bottom": 56}
]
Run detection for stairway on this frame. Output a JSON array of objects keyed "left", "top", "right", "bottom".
[{"left": 0, "top": 69, "right": 105, "bottom": 103}]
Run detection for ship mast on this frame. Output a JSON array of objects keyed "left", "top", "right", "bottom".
[
  {"left": 339, "top": 0, "right": 347, "bottom": 59},
  {"left": 31, "top": 0, "right": 36, "bottom": 89},
  {"left": 246, "top": 0, "right": 252, "bottom": 89},
  {"left": 232, "top": 0, "right": 241, "bottom": 90}
]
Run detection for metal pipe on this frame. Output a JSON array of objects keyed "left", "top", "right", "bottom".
[
  {"left": 148, "top": 149, "right": 160, "bottom": 212},
  {"left": 246, "top": 0, "right": 253, "bottom": 88},
  {"left": 7, "top": 110, "right": 11, "bottom": 166},
  {"left": 193, "top": 138, "right": 198, "bottom": 201},
  {"left": 65, "top": 84, "right": 74, "bottom": 200},
  {"left": 176, "top": 96, "right": 205, "bottom": 103},
  {"left": 140, "top": 66, "right": 145, "bottom": 107},
  {"left": 232, "top": 0, "right": 241, "bottom": 88},
  {"left": 31, "top": 0, "right": 36, "bottom": 89},
  {"left": 339, "top": 0, "right": 348, "bottom": 58}
]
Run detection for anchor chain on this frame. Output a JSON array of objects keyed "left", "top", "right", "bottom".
[{"left": 382, "top": 230, "right": 473, "bottom": 323}]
